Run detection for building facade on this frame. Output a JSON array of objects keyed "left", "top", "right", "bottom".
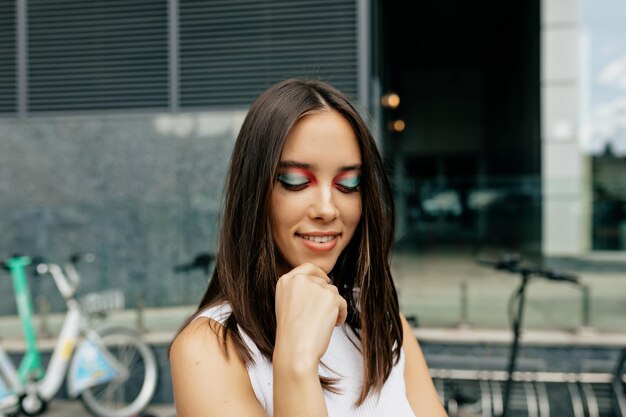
[{"left": 0, "top": 0, "right": 624, "bottom": 330}]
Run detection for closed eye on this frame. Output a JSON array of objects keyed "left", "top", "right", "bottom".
[
  {"left": 278, "top": 173, "right": 310, "bottom": 191},
  {"left": 335, "top": 176, "right": 360, "bottom": 193}
]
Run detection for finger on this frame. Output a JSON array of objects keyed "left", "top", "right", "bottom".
[
  {"left": 335, "top": 296, "right": 348, "bottom": 326},
  {"left": 300, "top": 263, "right": 330, "bottom": 281},
  {"left": 287, "top": 273, "right": 329, "bottom": 290},
  {"left": 305, "top": 275, "right": 330, "bottom": 286},
  {"left": 291, "top": 263, "right": 330, "bottom": 283}
]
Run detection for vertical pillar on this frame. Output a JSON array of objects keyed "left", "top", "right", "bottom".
[
  {"left": 541, "top": 0, "right": 591, "bottom": 256},
  {"left": 357, "top": 0, "right": 371, "bottom": 115},
  {"left": 16, "top": 0, "right": 28, "bottom": 117},
  {"left": 168, "top": 0, "right": 179, "bottom": 112}
]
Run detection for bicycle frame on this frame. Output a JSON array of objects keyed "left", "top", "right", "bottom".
[
  {"left": 1, "top": 256, "right": 126, "bottom": 404},
  {"left": 4, "top": 256, "right": 44, "bottom": 383},
  {"left": 0, "top": 344, "right": 20, "bottom": 414}
]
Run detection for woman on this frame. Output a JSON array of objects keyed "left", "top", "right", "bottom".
[{"left": 170, "top": 79, "right": 447, "bottom": 417}]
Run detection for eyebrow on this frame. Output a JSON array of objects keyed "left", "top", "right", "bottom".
[{"left": 279, "top": 160, "right": 362, "bottom": 172}]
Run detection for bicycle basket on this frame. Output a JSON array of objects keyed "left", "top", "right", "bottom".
[{"left": 79, "top": 289, "right": 125, "bottom": 314}]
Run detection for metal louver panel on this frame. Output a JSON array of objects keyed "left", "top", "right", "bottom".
[
  {"left": 179, "top": 0, "right": 359, "bottom": 108},
  {"left": 0, "top": 0, "right": 16, "bottom": 114},
  {"left": 28, "top": 0, "right": 169, "bottom": 112}
]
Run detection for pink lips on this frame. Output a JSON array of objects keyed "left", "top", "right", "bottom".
[{"left": 296, "top": 232, "right": 340, "bottom": 252}]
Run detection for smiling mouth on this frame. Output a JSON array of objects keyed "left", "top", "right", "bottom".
[{"left": 296, "top": 233, "right": 340, "bottom": 244}]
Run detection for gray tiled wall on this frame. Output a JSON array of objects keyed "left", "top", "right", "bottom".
[{"left": 0, "top": 111, "right": 246, "bottom": 315}]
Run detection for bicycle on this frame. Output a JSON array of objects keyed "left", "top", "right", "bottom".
[
  {"left": 0, "top": 254, "right": 159, "bottom": 417},
  {"left": 477, "top": 253, "right": 580, "bottom": 417}
]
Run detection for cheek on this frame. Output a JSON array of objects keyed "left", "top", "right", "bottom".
[
  {"left": 269, "top": 193, "right": 285, "bottom": 240},
  {"left": 270, "top": 192, "right": 301, "bottom": 235},
  {"left": 341, "top": 198, "right": 362, "bottom": 230}
]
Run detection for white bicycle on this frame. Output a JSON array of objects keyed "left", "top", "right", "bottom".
[{"left": 0, "top": 254, "right": 158, "bottom": 417}]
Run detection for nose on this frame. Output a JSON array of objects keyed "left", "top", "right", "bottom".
[{"left": 308, "top": 184, "right": 339, "bottom": 222}]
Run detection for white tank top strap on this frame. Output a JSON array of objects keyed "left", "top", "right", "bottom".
[
  {"left": 194, "top": 302, "right": 270, "bottom": 409},
  {"left": 195, "top": 302, "right": 232, "bottom": 325},
  {"left": 195, "top": 303, "right": 263, "bottom": 358}
]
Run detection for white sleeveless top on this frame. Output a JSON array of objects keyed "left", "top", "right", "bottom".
[{"left": 197, "top": 303, "right": 416, "bottom": 417}]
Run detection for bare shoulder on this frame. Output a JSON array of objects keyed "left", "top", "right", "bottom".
[
  {"left": 170, "top": 317, "right": 267, "bottom": 417},
  {"left": 170, "top": 316, "right": 228, "bottom": 364}
]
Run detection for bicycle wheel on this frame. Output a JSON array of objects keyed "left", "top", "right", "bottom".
[{"left": 79, "top": 327, "right": 158, "bottom": 417}]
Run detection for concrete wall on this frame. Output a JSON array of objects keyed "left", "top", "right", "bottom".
[{"left": 0, "top": 110, "right": 246, "bottom": 315}]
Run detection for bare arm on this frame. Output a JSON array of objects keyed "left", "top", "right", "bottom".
[
  {"left": 272, "top": 348, "right": 328, "bottom": 417},
  {"left": 170, "top": 318, "right": 268, "bottom": 417},
  {"left": 171, "top": 317, "right": 330, "bottom": 417},
  {"left": 401, "top": 313, "right": 449, "bottom": 417},
  {"left": 272, "top": 263, "right": 347, "bottom": 417},
  {"left": 171, "top": 262, "right": 344, "bottom": 417}
]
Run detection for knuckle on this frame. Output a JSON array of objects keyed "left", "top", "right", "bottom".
[
  {"left": 293, "top": 273, "right": 313, "bottom": 286},
  {"left": 301, "top": 262, "right": 316, "bottom": 271}
]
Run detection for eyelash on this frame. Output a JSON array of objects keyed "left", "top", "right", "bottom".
[
  {"left": 277, "top": 177, "right": 360, "bottom": 194},
  {"left": 335, "top": 182, "right": 360, "bottom": 194},
  {"left": 278, "top": 180, "right": 308, "bottom": 191}
]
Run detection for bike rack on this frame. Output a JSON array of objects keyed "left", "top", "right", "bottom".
[
  {"left": 432, "top": 368, "right": 626, "bottom": 417},
  {"left": 613, "top": 348, "right": 626, "bottom": 417},
  {"left": 536, "top": 381, "right": 550, "bottom": 417},
  {"left": 490, "top": 380, "right": 503, "bottom": 416},
  {"left": 567, "top": 382, "right": 584, "bottom": 417},
  {"left": 479, "top": 379, "right": 491, "bottom": 417}
]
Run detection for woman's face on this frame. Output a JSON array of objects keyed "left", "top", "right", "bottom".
[{"left": 270, "top": 110, "right": 362, "bottom": 275}]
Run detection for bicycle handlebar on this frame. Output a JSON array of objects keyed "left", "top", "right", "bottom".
[
  {"left": 541, "top": 269, "right": 579, "bottom": 284},
  {"left": 64, "top": 253, "right": 94, "bottom": 289},
  {"left": 477, "top": 253, "right": 521, "bottom": 270},
  {"left": 478, "top": 254, "right": 579, "bottom": 284},
  {"left": 36, "top": 262, "right": 77, "bottom": 299},
  {"left": 2, "top": 254, "right": 92, "bottom": 300},
  {"left": 68, "top": 252, "right": 95, "bottom": 265},
  {"left": 173, "top": 252, "right": 214, "bottom": 274},
  {"left": 1, "top": 255, "right": 41, "bottom": 272},
  {"left": 33, "top": 253, "right": 94, "bottom": 298}
]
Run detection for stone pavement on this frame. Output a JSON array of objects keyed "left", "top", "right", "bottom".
[{"left": 391, "top": 250, "right": 626, "bottom": 332}]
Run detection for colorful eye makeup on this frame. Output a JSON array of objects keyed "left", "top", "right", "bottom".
[
  {"left": 277, "top": 168, "right": 316, "bottom": 191},
  {"left": 277, "top": 168, "right": 360, "bottom": 193},
  {"left": 333, "top": 172, "right": 361, "bottom": 193}
]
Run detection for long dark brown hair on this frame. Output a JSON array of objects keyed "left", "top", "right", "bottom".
[{"left": 173, "top": 78, "right": 402, "bottom": 405}]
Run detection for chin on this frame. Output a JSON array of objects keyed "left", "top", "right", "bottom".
[{"left": 310, "top": 259, "right": 337, "bottom": 275}]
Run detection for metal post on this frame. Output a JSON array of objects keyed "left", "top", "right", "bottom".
[
  {"left": 581, "top": 284, "right": 591, "bottom": 329},
  {"left": 36, "top": 296, "right": 51, "bottom": 339},
  {"left": 135, "top": 291, "right": 145, "bottom": 334},
  {"left": 459, "top": 281, "right": 469, "bottom": 328},
  {"left": 502, "top": 273, "right": 531, "bottom": 417}
]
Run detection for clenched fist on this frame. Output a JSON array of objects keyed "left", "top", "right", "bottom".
[{"left": 274, "top": 263, "right": 348, "bottom": 370}]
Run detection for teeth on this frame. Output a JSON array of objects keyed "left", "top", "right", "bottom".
[{"left": 301, "top": 235, "right": 335, "bottom": 243}]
